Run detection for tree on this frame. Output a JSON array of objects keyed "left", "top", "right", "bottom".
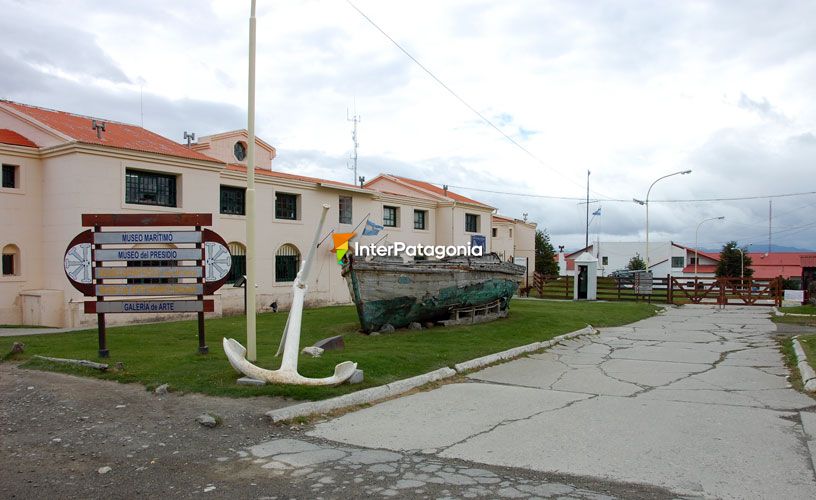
[
  {"left": 716, "top": 241, "right": 753, "bottom": 278},
  {"left": 627, "top": 253, "right": 646, "bottom": 271},
  {"left": 534, "top": 229, "right": 558, "bottom": 275}
]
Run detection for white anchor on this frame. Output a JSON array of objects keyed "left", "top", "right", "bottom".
[{"left": 223, "top": 204, "right": 357, "bottom": 386}]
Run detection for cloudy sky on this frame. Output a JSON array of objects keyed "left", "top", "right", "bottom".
[{"left": 3, "top": 0, "right": 815, "bottom": 250}]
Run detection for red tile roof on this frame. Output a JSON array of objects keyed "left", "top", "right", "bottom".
[
  {"left": 681, "top": 264, "right": 717, "bottom": 274},
  {"left": 225, "top": 164, "right": 359, "bottom": 188},
  {"left": 802, "top": 256, "right": 816, "bottom": 268},
  {"left": 747, "top": 252, "right": 816, "bottom": 279},
  {"left": 374, "top": 175, "right": 491, "bottom": 207},
  {"left": 0, "top": 129, "right": 37, "bottom": 148},
  {"left": 1, "top": 100, "right": 220, "bottom": 163},
  {"left": 492, "top": 214, "right": 515, "bottom": 223}
]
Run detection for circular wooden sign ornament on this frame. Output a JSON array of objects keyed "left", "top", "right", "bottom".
[
  {"left": 63, "top": 229, "right": 95, "bottom": 296},
  {"left": 202, "top": 229, "right": 232, "bottom": 294}
]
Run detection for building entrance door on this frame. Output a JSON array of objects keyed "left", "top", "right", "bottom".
[{"left": 577, "top": 265, "right": 588, "bottom": 299}]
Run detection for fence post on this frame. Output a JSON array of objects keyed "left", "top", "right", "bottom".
[{"left": 667, "top": 274, "right": 673, "bottom": 304}]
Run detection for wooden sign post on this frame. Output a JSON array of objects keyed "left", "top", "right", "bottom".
[{"left": 64, "top": 213, "right": 232, "bottom": 357}]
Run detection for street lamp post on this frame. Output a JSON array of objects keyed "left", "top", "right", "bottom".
[
  {"left": 695, "top": 216, "right": 725, "bottom": 277},
  {"left": 633, "top": 169, "right": 692, "bottom": 271},
  {"left": 737, "top": 244, "right": 751, "bottom": 280}
]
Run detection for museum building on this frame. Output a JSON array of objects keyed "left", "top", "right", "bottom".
[{"left": 0, "top": 100, "right": 535, "bottom": 327}]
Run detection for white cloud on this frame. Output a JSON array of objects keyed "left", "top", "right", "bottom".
[{"left": 1, "top": 0, "right": 815, "bottom": 250}]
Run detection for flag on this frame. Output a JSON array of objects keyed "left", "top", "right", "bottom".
[
  {"left": 592, "top": 208, "right": 602, "bottom": 216},
  {"left": 362, "top": 219, "right": 383, "bottom": 236}
]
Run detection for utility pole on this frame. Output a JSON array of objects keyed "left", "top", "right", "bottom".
[
  {"left": 585, "top": 170, "right": 590, "bottom": 248},
  {"left": 347, "top": 106, "right": 360, "bottom": 185},
  {"left": 768, "top": 200, "right": 772, "bottom": 254}
]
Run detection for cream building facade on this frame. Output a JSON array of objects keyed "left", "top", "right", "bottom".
[
  {"left": 491, "top": 214, "right": 537, "bottom": 286},
  {"left": 0, "top": 100, "right": 534, "bottom": 327}
]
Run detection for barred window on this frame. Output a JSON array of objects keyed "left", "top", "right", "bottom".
[
  {"left": 2, "top": 164, "right": 17, "bottom": 189},
  {"left": 339, "top": 195, "right": 353, "bottom": 224},
  {"left": 465, "top": 213, "right": 479, "bottom": 233},
  {"left": 227, "top": 242, "right": 246, "bottom": 284},
  {"left": 383, "top": 206, "right": 398, "bottom": 227},
  {"left": 220, "top": 186, "right": 245, "bottom": 215},
  {"left": 275, "top": 244, "right": 300, "bottom": 282},
  {"left": 413, "top": 210, "right": 427, "bottom": 230},
  {"left": 125, "top": 169, "right": 177, "bottom": 207},
  {"left": 275, "top": 193, "right": 298, "bottom": 220}
]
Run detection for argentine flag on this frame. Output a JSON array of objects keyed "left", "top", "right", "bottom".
[{"left": 362, "top": 219, "right": 383, "bottom": 236}]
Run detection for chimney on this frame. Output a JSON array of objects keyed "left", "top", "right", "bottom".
[{"left": 91, "top": 120, "right": 106, "bottom": 139}]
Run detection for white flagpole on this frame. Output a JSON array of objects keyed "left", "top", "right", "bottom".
[{"left": 246, "top": 0, "right": 258, "bottom": 361}]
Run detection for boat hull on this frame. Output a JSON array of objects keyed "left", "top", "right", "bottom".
[{"left": 343, "top": 256, "right": 522, "bottom": 332}]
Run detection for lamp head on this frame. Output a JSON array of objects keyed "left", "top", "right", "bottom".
[
  {"left": 681, "top": 169, "right": 692, "bottom": 174},
  {"left": 633, "top": 198, "right": 646, "bottom": 205},
  {"left": 716, "top": 216, "right": 725, "bottom": 220}
]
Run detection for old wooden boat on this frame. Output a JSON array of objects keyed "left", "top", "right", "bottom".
[{"left": 342, "top": 253, "right": 525, "bottom": 333}]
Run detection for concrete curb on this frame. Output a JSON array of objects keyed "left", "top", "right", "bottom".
[
  {"left": 266, "top": 367, "right": 456, "bottom": 423},
  {"left": 453, "top": 324, "right": 597, "bottom": 373},
  {"left": 792, "top": 336, "right": 816, "bottom": 392},
  {"left": 266, "top": 324, "right": 599, "bottom": 423}
]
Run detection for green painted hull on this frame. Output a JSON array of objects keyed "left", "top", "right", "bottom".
[{"left": 343, "top": 255, "right": 523, "bottom": 333}]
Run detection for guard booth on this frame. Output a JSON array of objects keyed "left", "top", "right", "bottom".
[{"left": 573, "top": 252, "right": 598, "bottom": 300}]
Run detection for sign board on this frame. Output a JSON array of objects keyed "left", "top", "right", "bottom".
[
  {"left": 85, "top": 300, "right": 214, "bottom": 314},
  {"left": 513, "top": 257, "right": 527, "bottom": 268},
  {"left": 93, "top": 231, "right": 202, "bottom": 244},
  {"left": 784, "top": 290, "right": 805, "bottom": 303},
  {"left": 634, "top": 271, "right": 653, "bottom": 295},
  {"left": 94, "top": 248, "right": 203, "bottom": 262},
  {"left": 64, "top": 213, "right": 231, "bottom": 357},
  {"left": 470, "top": 234, "right": 487, "bottom": 252}
]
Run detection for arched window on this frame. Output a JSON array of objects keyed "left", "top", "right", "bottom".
[
  {"left": 227, "top": 242, "right": 246, "bottom": 284},
  {"left": 2, "top": 244, "right": 19, "bottom": 276},
  {"left": 275, "top": 244, "right": 300, "bottom": 282}
]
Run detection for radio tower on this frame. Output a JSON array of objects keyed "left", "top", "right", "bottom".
[{"left": 347, "top": 104, "right": 360, "bottom": 184}]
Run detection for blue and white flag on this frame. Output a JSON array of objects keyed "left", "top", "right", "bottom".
[
  {"left": 362, "top": 219, "right": 383, "bottom": 236},
  {"left": 592, "top": 208, "right": 602, "bottom": 216}
]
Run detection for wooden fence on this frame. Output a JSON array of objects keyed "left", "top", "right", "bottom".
[{"left": 524, "top": 272, "right": 783, "bottom": 306}]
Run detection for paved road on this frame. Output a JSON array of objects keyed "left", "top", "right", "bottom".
[{"left": 311, "top": 305, "right": 816, "bottom": 499}]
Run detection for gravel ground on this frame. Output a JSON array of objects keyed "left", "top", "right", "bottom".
[{"left": 0, "top": 362, "right": 674, "bottom": 499}]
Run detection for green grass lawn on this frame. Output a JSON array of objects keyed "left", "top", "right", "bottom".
[
  {"left": 780, "top": 334, "right": 816, "bottom": 391},
  {"left": 1, "top": 300, "right": 658, "bottom": 401},
  {"left": 780, "top": 305, "right": 816, "bottom": 315}
]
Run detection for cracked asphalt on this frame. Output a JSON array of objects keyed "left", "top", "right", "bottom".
[
  {"left": 310, "top": 305, "right": 816, "bottom": 499},
  {"left": 4, "top": 305, "right": 816, "bottom": 499}
]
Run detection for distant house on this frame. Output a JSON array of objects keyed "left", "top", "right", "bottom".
[{"left": 556, "top": 241, "right": 816, "bottom": 281}]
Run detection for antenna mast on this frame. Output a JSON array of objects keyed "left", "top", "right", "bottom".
[{"left": 347, "top": 105, "right": 360, "bottom": 184}]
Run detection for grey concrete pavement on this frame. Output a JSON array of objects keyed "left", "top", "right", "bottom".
[{"left": 310, "top": 305, "right": 816, "bottom": 499}]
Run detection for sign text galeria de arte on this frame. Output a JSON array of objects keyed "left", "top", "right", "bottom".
[{"left": 64, "top": 213, "right": 232, "bottom": 357}]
